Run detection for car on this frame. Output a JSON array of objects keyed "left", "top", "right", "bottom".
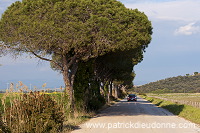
[{"left": 127, "top": 94, "right": 137, "bottom": 102}]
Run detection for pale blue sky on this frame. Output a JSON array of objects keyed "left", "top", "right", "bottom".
[
  {"left": 0, "top": 0, "right": 200, "bottom": 89},
  {"left": 122, "top": 0, "right": 200, "bottom": 84}
]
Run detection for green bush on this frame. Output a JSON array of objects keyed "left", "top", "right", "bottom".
[
  {"left": 4, "top": 92, "right": 64, "bottom": 133},
  {"left": 88, "top": 95, "right": 106, "bottom": 111}
]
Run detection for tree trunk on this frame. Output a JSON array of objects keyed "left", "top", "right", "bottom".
[
  {"left": 121, "top": 85, "right": 126, "bottom": 94},
  {"left": 114, "top": 85, "right": 118, "bottom": 99},
  {"left": 62, "top": 55, "right": 78, "bottom": 115},
  {"left": 62, "top": 68, "right": 74, "bottom": 110},
  {"left": 109, "top": 81, "right": 113, "bottom": 97},
  {"left": 105, "top": 82, "right": 110, "bottom": 103}
]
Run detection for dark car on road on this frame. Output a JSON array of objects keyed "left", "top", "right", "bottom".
[{"left": 127, "top": 94, "right": 137, "bottom": 102}]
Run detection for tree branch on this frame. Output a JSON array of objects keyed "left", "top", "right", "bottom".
[{"left": 30, "top": 51, "right": 63, "bottom": 71}]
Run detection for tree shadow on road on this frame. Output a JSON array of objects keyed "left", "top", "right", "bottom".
[{"left": 96, "top": 97, "right": 175, "bottom": 117}]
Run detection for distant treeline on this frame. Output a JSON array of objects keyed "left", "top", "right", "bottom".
[{"left": 135, "top": 74, "right": 200, "bottom": 93}]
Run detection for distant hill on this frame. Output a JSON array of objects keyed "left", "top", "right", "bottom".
[{"left": 135, "top": 74, "right": 200, "bottom": 93}]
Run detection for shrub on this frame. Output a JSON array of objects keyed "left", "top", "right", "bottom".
[
  {"left": 3, "top": 92, "right": 64, "bottom": 133},
  {"left": 0, "top": 114, "right": 10, "bottom": 133},
  {"left": 88, "top": 95, "right": 106, "bottom": 111}
]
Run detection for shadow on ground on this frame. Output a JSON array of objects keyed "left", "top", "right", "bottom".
[
  {"left": 96, "top": 97, "right": 175, "bottom": 117},
  {"left": 161, "top": 104, "right": 184, "bottom": 115}
]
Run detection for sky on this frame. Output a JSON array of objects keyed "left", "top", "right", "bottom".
[{"left": 0, "top": 0, "right": 200, "bottom": 90}]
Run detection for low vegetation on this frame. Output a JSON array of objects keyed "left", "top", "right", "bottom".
[
  {"left": 0, "top": 84, "right": 66, "bottom": 133},
  {"left": 0, "top": 92, "right": 93, "bottom": 133},
  {"left": 0, "top": 81, "right": 124, "bottom": 132},
  {"left": 136, "top": 74, "right": 200, "bottom": 93},
  {"left": 3, "top": 92, "right": 64, "bottom": 133},
  {"left": 141, "top": 95, "right": 200, "bottom": 125},
  {"left": 148, "top": 93, "right": 200, "bottom": 102}
]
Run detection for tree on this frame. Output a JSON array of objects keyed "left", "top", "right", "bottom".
[
  {"left": 92, "top": 47, "right": 144, "bottom": 102},
  {"left": 194, "top": 72, "right": 199, "bottom": 75},
  {"left": 73, "top": 60, "right": 105, "bottom": 111},
  {"left": 94, "top": 48, "right": 143, "bottom": 86},
  {"left": 0, "top": 0, "right": 152, "bottom": 110}
]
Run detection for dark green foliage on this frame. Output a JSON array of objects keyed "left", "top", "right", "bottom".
[
  {"left": 0, "top": 0, "right": 152, "bottom": 61},
  {"left": 95, "top": 49, "right": 142, "bottom": 86},
  {"left": 194, "top": 72, "right": 199, "bottom": 75},
  {"left": 88, "top": 95, "right": 106, "bottom": 111},
  {"left": 136, "top": 75, "right": 200, "bottom": 93},
  {"left": 74, "top": 60, "right": 105, "bottom": 111},
  {"left": 0, "top": 0, "right": 152, "bottom": 111},
  {"left": 118, "top": 90, "right": 127, "bottom": 99},
  {"left": 4, "top": 92, "right": 64, "bottom": 133}
]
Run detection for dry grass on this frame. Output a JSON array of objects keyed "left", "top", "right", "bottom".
[
  {"left": 146, "top": 93, "right": 200, "bottom": 109},
  {"left": 148, "top": 93, "right": 200, "bottom": 102},
  {"left": 1, "top": 81, "right": 65, "bottom": 133},
  {"left": 0, "top": 81, "right": 95, "bottom": 133},
  {"left": 62, "top": 111, "right": 95, "bottom": 132}
]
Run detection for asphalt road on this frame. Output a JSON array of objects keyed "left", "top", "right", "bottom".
[{"left": 72, "top": 96, "right": 200, "bottom": 133}]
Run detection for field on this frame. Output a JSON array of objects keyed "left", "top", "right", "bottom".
[
  {"left": 0, "top": 93, "right": 4, "bottom": 112},
  {"left": 0, "top": 93, "right": 3, "bottom": 99},
  {"left": 147, "top": 93, "right": 200, "bottom": 108},
  {"left": 148, "top": 93, "right": 200, "bottom": 102}
]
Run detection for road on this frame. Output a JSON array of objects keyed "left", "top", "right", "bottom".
[{"left": 72, "top": 96, "right": 200, "bottom": 133}]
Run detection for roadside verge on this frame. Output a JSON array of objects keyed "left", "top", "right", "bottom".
[{"left": 140, "top": 95, "right": 200, "bottom": 125}]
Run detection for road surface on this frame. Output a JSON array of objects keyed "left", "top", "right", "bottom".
[{"left": 72, "top": 96, "right": 200, "bottom": 133}]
